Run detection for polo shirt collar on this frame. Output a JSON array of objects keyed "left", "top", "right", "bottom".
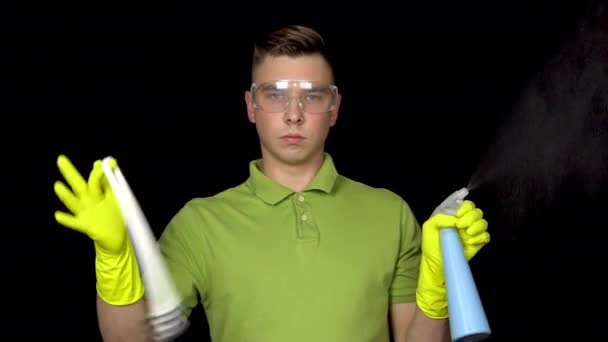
[{"left": 248, "top": 153, "right": 339, "bottom": 205}]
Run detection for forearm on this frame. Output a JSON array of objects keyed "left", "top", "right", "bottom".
[
  {"left": 97, "top": 295, "right": 153, "bottom": 342},
  {"left": 403, "top": 306, "right": 450, "bottom": 342}
]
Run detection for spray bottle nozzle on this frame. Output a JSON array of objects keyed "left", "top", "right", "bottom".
[{"left": 432, "top": 187, "right": 469, "bottom": 216}]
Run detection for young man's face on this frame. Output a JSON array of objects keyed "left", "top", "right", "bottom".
[{"left": 245, "top": 54, "right": 341, "bottom": 167}]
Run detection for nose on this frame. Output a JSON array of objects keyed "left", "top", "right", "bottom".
[{"left": 284, "top": 96, "right": 304, "bottom": 124}]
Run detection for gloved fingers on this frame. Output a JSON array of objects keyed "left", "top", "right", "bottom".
[
  {"left": 54, "top": 211, "right": 86, "bottom": 233},
  {"left": 106, "top": 157, "right": 118, "bottom": 169},
  {"left": 456, "top": 200, "right": 475, "bottom": 217},
  {"left": 425, "top": 213, "right": 458, "bottom": 229},
  {"left": 54, "top": 180, "right": 84, "bottom": 214},
  {"left": 462, "top": 231, "right": 491, "bottom": 245},
  {"left": 456, "top": 208, "right": 484, "bottom": 229},
  {"left": 464, "top": 218, "right": 488, "bottom": 236},
  {"left": 57, "top": 155, "right": 88, "bottom": 199},
  {"left": 88, "top": 160, "right": 104, "bottom": 200}
]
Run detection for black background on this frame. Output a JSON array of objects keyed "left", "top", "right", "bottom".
[{"left": 4, "top": 0, "right": 608, "bottom": 340}]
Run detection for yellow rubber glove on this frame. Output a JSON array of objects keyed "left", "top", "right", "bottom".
[
  {"left": 416, "top": 200, "right": 490, "bottom": 319},
  {"left": 54, "top": 154, "right": 144, "bottom": 305}
]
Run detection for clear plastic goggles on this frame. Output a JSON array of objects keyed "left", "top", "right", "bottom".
[{"left": 251, "top": 80, "right": 339, "bottom": 114}]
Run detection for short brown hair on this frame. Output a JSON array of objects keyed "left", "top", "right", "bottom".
[{"left": 251, "top": 25, "right": 334, "bottom": 81}]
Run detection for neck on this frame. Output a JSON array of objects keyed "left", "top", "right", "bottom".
[{"left": 260, "top": 152, "right": 325, "bottom": 192}]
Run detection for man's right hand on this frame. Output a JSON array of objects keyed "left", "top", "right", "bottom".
[
  {"left": 54, "top": 154, "right": 144, "bottom": 306},
  {"left": 54, "top": 155, "right": 127, "bottom": 254}
]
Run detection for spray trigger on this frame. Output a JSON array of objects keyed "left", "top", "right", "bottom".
[{"left": 432, "top": 187, "right": 469, "bottom": 216}]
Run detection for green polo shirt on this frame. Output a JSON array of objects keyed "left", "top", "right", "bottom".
[{"left": 158, "top": 153, "right": 422, "bottom": 342}]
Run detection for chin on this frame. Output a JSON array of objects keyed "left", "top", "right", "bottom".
[
  {"left": 280, "top": 153, "right": 313, "bottom": 166},
  {"left": 272, "top": 148, "right": 317, "bottom": 166},
  {"left": 261, "top": 139, "right": 323, "bottom": 165}
]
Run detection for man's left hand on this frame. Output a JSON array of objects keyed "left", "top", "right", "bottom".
[
  {"left": 416, "top": 200, "right": 490, "bottom": 319},
  {"left": 423, "top": 200, "right": 490, "bottom": 265}
]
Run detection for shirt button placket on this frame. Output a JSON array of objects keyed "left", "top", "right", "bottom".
[
  {"left": 294, "top": 193, "right": 307, "bottom": 239},
  {"left": 296, "top": 193, "right": 318, "bottom": 242}
]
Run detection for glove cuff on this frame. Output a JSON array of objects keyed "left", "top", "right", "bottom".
[
  {"left": 94, "top": 239, "right": 145, "bottom": 306},
  {"left": 416, "top": 256, "right": 448, "bottom": 319}
]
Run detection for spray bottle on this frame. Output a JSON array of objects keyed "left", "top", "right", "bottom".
[
  {"left": 433, "top": 187, "right": 491, "bottom": 342},
  {"left": 102, "top": 157, "right": 189, "bottom": 342}
]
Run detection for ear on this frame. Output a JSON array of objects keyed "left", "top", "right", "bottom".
[
  {"left": 329, "top": 94, "right": 341, "bottom": 127},
  {"left": 245, "top": 90, "right": 256, "bottom": 123}
]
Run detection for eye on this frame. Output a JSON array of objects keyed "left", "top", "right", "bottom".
[
  {"left": 265, "top": 91, "right": 286, "bottom": 101},
  {"left": 305, "top": 93, "right": 324, "bottom": 102}
]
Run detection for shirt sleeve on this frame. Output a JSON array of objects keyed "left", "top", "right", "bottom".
[
  {"left": 158, "top": 201, "right": 207, "bottom": 317},
  {"left": 389, "top": 199, "right": 422, "bottom": 304}
]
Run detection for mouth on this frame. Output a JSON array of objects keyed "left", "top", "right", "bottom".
[{"left": 281, "top": 134, "right": 305, "bottom": 144}]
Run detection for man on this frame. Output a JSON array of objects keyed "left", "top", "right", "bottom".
[{"left": 53, "top": 25, "right": 490, "bottom": 342}]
